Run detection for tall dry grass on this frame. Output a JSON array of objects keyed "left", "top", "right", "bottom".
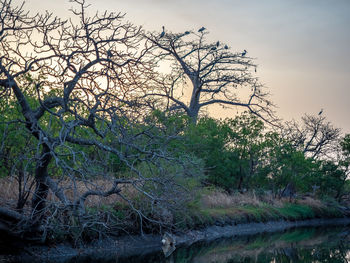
[
  {"left": 0, "top": 176, "right": 139, "bottom": 209},
  {"left": 0, "top": 176, "right": 31, "bottom": 207},
  {"left": 296, "top": 196, "right": 325, "bottom": 209},
  {"left": 201, "top": 191, "right": 261, "bottom": 208},
  {"left": 200, "top": 190, "right": 327, "bottom": 211},
  {"left": 200, "top": 190, "right": 286, "bottom": 209}
]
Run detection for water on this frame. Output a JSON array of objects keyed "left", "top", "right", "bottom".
[
  {"left": 5, "top": 226, "right": 350, "bottom": 262},
  {"left": 116, "top": 227, "right": 350, "bottom": 263}
]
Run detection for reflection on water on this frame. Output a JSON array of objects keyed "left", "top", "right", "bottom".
[{"left": 117, "top": 227, "right": 350, "bottom": 263}]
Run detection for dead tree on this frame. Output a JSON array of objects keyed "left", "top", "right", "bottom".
[
  {"left": 143, "top": 28, "right": 275, "bottom": 124},
  {"left": 283, "top": 114, "right": 340, "bottom": 160},
  {"left": 0, "top": 0, "right": 194, "bottom": 241}
]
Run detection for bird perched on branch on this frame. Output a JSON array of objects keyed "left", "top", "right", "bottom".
[
  {"left": 198, "top": 26, "right": 206, "bottom": 32},
  {"left": 224, "top": 45, "right": 228, "bottom": 49},
  {"left": 241, "top": 49, "right": 247, "bottom": 56},
  {"left": 160, "top": 26, "right": 165, "bottom": 38},
  {"left": 318, "top": 109, "right": 323, "bottom": 115},
  {"left": 216, "top": 41, "right": 220, "bottom": 47}
]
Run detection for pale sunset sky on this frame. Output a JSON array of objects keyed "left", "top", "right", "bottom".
[{"left": 20, "top": 0, "right": 350, "bottom": 133}]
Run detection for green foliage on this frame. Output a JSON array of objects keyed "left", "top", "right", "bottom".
[
  {"left": 184, "top": 117, "right": 236, "bottom": 189},
  {"left": 150, "top": 110, "right": 348, "bottom": 197},
  {"left": 318, "top": 161, "right": 347, "bottom": 197},
  {"left": 0, "top": 95, "right": 36, "bottom": 178},
  {"left": 341, "top": 134, "right": 350, "bottom": 155}
]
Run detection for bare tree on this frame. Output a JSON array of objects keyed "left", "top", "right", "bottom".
[
  {"left": 143, "top": 28, "right": 275, "bottom": 124},
  {"left": 283, "top": 114, "right": 341, "bottom": 160},
  {"left": 0, "top": 0, "right": 196, "bottom": 242}
]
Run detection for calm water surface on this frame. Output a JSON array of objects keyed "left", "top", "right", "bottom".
[{"left": 115, "top": 226, "right": 350, "bottom": 263}]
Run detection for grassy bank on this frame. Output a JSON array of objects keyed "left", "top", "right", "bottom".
[
  {"left": 172, "top": 189, "right": 348, "bottom": 231},
  {"left": 99, "top": 186, "right": 350, "bottom": 235}
]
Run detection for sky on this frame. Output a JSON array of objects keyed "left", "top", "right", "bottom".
[{"left": 19, "top": 0, "right": 350, "bottom": 133}]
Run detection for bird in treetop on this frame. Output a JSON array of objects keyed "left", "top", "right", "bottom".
[
  {"left": 211, "top": 46, "right": 217, "bottom": 51},
  {"left": 216, "top": 41, "right": 220, "bottom": 47},
  {"left": 241, "top": 49, "right": 247, "bottom": 56},
  {"left": 184, "top": 31, "right": 190, "bottom": 35},
  {"left": 160, "top": 26, "right": 165, "bottom": 38},
  {"left": 318, "top": 109, "right": 323, "bottom": 115},
  {"left": 198, "top": 26, "right": 206, "bottom": 32},
  {"left": 224, "top": 45, "right": 228, "bottom": 49}
]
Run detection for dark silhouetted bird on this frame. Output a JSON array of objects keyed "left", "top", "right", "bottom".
[
  {"left": 198, "top": 26, "right": 206, "bottom": 32},
  {"left": 211, "top": 46, "right": 217, "bottom": 51},
  {"left": 216, "top": 41, "right": 220, "bottom": 47},
  {"left": 224, "top": 45, "right": 228, "bottom": 49},
  {"left": 184, "top": 31, "right": 190, "bottom": 35},
  {"left": 318, "top": 109, "right": 323, "bottom": 115},
  {"left": 160, "top": 26, "right": 165, "bottom": 38},
  {"left": 241, "top": 49, "right": 247, "bottom": 56}
]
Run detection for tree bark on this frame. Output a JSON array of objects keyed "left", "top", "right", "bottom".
[
  {"left": 31, "top": 144, "right": 52, "bottom": 223},
  {"left": 188, "top": 83, "right": 200, "bottom": 124}
]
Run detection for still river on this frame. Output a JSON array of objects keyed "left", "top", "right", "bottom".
[{"left": 114, "top": 226, "right": 350, "bottom": 263}]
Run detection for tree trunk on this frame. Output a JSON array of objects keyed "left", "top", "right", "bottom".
[
  {"left": 188, "top": 79, "right": 201, "bottom": 124},
  {"left": 188, "top": 107, "right": 199, "bottom": 124},
  {"left": 280, "top": 182, "right": 296, "bottom": 201},
  {"left": 188, "top": 95, "right": 200, "bottom": 124},
  {"left": 16, "top": 164, "right": 26, "bottom": 211},
  {"left": 237, "top": 165, "right": 243, "bottom": 191},
  {"left": 31, "top": 144, "right": 52, "bottom": 224}
]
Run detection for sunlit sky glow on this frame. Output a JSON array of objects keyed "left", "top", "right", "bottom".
[{"left": 21, "top": 0, "right": 350, "bottom": 133}]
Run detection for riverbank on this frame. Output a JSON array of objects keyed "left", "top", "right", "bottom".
[
  {"left": 175, "top": 217, "right": 350, "bottom": 246},
  {"left": 1, "top": 186, "right": 350, "bottom": 262},
  {"left": 174, "top": 191, "right": 350, "bottom": 231},
  {"left": 2, "top": 217, "right": 350, "bottom": 263}
]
